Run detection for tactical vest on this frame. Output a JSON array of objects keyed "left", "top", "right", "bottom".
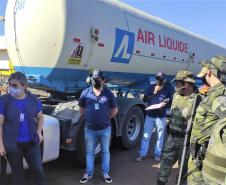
[
  {"left": 1, "top": 93, "right": 39, "bottom": 152},
  {"left": 190, "top": 83, "right": 226, "bottom": 145},
  {"left": 170, "top": 92, "right": 196, "bottom": 133},
  {"left": 202, "top": 117, "right": 226, "bottom": 185}
]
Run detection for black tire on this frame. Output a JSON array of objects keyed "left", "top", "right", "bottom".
[
  {"left": 42, "top": 105, "right": 55, "bottom": 115},
  {"left": 75, "top": 123, "right": 103, "bottom": 166},
  {"left": 121, "top": 106, "right": 144, "bottom": 149}
]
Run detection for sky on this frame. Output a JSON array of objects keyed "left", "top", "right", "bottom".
[
  {"left": 0, "top": 0, "right": 226, "bottom": 47},
  {"left": 0, "top": 0, "right": 7, "bottom": 35},
  {"left": 120, "top": 0, "right": 226, "bottom": 47}
]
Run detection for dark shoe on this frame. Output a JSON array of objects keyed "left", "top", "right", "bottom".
[
  {"left": 103, "top": 173, "right": 112, "bottom": 183},
  {"left": 80, "top": 173, "right": 93, "bottom": 183},
  {"left": 135, "top": 156, "right": 145, "bottom": 162},
  {"left": 157, "top": 179, "right": 165, "bottom": 185}
]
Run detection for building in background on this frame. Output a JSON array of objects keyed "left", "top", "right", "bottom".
[
  {"left": 0, "top": 35, "right": 14, "bottom": 76},
  {"left": 0, "top": 35, "right": 14, "bottom": 94}
]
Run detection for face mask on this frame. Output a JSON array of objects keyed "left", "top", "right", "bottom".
[
  {"left": 8, "top": 87, "right": 23, "bottom": 97},
  {"left": 156, "top": 79, "right": 163, "bottom": 86},
  {"left": 201, "top": 76, "right": 209, "bottom": 86},
  {"left": 175, "top": 85, "right": 185, "bottom": 95},
  {"left": 93, "top": 79, "right": 102, "bottom": 89}
]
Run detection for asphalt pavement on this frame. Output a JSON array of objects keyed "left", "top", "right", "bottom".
[{"left": 0, "top": 136, "right": 178, "bottom": 185}]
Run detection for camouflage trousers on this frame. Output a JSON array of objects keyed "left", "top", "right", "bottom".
[
  {"left": 157, "top": 134, "right": 188, "bottom": 185},
  {"left": 187, "top": 156, "right": 207, "bottom": 185}
]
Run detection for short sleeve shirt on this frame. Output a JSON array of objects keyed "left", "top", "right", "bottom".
[
  {"left": 0, "top": 96, "right": 42, "bottom": 142},
  {"left": 79, "top": 86, "right": 117, "bottom": 130}
]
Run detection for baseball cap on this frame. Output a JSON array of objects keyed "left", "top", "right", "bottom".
[{"left": 91, "top": 69, "right": 105, "bottom": 79}]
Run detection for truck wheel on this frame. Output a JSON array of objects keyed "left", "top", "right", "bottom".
[
  {"left": 121, "top": 106, "right": 144, "bottom": 149},
  {"left": 76, "top": 124, "right": 102, "bottom": 165}
]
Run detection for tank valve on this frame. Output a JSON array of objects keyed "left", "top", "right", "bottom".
[{"left": 91, "top": 27, "right": 99, "bottom": 41}]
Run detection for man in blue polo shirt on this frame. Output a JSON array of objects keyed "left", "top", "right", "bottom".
[
  {"left": 79, "top": 70, "right": 118, "bottom": 184},
  {"left": 135, "top": 72, "right": 173, "bottom": 162}
]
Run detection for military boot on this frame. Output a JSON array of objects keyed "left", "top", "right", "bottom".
[{"left": 156, "top": 179, "right": 165, "bottom": 185}]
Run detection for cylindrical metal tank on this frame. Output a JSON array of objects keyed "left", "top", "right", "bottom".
[{"left": 4, "top": 0, "right": 226, "bottom": 93}]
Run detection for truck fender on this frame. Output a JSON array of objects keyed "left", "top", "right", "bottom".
[
  {"left": 42, "top": 114, "right": 60, "bottom": 163},
  {"left": 51, "top": 101, "right": 83, "bottom": 151}
]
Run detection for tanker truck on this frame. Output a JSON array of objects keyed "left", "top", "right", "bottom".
[{"left": 1, "top": 0, "right": 226, "bottom": 174}]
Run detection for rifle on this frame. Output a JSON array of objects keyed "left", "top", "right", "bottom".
[{"left": 177, "top": 94, "right": 201, "bottom": 185}]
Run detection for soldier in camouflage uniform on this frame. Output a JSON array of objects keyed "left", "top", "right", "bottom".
[
  {"left": 188, "top": 56, "right": 226, "bottom": 185},
  {"left": 157, "top": 70, "right": 196, "bottom": 185}
]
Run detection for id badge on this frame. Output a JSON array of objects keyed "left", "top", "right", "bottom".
[
  {"left": 20, "top": 113, "right": 25, "bottom": 122},
  {"left": 94, "top": 103, "right": 99, "bottom": 110}
]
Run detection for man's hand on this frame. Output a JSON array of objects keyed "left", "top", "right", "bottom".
[
  {"left": 110, "top": 107, "right": 118, "bottom": 119},
  {"left": 0, "top": 144, "right": 6, "bottom": 156},
  {"left": 159, "top": 102, "right": 166, "bottom": 108},
  {"left": 36, "top": 111, "right": 44, "bottom": 144},
  {"left": 37, "top": 132, "right": 43, "bottom": 144}
]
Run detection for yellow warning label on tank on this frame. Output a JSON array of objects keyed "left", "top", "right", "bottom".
[
  {"left": 68, "top": 45, "right": 84, "bottom": 65},
  {"left": 68, "top": 58, "right": 81, "bottom": 65}
]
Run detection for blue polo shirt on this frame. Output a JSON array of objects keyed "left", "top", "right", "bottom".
[
  {"left": 79, "top": 86, "right": 117, "bottom": 130},
  {"left": 145, "top": 81, "right": 173, "bottom": 117},
  {"left": 0, "top": 97, "right": 42, "bottom": 142}
]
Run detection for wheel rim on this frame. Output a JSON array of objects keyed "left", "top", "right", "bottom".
[{"left": 127, "top": 114, "right": 141, "bottom": 141}]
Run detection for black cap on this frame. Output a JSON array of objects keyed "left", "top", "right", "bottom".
[
  {"left": 92, "top": 69, "right": 105, "bottom": 79},
  {"left": 156, "top": 72, "right": 165, "bottom": 80}
]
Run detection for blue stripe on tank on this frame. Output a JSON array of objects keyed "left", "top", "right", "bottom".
[{"left": 14, "top": 66, "right": 175, "bottom": 93}]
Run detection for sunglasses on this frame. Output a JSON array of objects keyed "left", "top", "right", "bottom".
[{"left": 8, "top": 83, "right": 19, "bottom": 88}]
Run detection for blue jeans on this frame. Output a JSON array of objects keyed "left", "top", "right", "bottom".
[
  {"left": 6, "top": 142, "right": 47, "bottom": 185},
  {"left": 85, "top": 126, "right": 111, "bottom": 176},
  {"left": 139, "top": 116, "right": 166, "bottom": 157}
]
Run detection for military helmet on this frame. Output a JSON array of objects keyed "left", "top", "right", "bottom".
[
  {"left": 197, "top": 55, "right": 226, "bottom": 77},
  {"left": 175, "top": 70, "right": 195, "bottom": 83},
  {"left": 211, "top": 56, "right": 226, "bottom": 74}
]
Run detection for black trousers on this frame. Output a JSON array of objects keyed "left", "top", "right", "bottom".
[{"left": 7, "top": 142, "right": 47, "bottom": 185}]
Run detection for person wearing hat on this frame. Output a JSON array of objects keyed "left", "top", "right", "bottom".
[
  {"left": 135, "top": 72, "right": 173, "bottom": 162},
  {"left": 187, "top": 56, "right": 226, "bottom": 185},
  {"left": 157, "top": 70, "right": 197, "bottom": 185},
  {"left": 78, "top": 70, "right": 118, "bottom": 184}
]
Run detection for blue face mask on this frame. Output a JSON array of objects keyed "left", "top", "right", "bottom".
[{"left": 8, "top": 87, "right": 23, "bottom": 97}]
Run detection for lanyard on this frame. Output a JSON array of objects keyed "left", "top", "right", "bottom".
[{"left": 14, "top": 98, "right": 27, "bottom": 113}]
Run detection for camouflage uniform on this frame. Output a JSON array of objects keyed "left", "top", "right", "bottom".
[
  {"left": 187, "top": 56, "right": 226, "bottom": 185},
  {"left": 157, "top": 71, "right": 196, "bottom": 185}
]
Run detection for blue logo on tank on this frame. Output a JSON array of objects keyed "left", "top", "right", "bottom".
[{"left": 111, "top": 28, "right": 135, "bottom": 64}]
